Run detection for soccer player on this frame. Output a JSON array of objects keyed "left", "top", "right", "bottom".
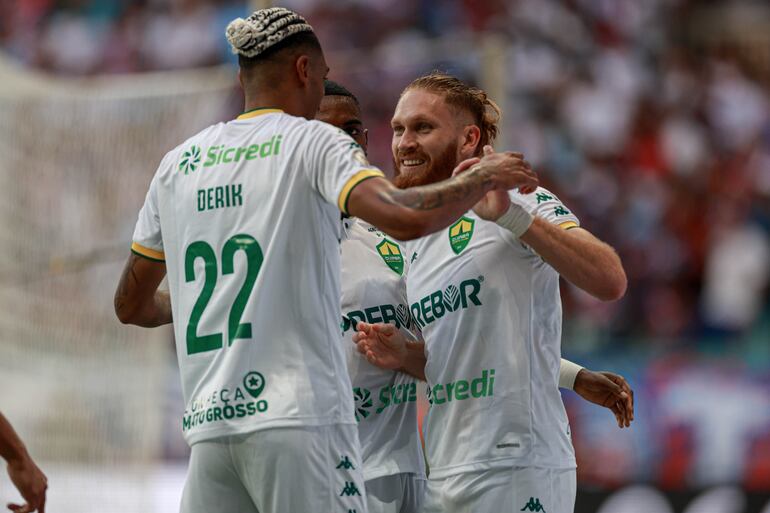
[
  {"left": 113, "top": 8, "right": 537, "bottom": 513},
  {"left": 320, "top": 81, "right": 633, "bottom": 513},
  {"left": 319, "top": 80, "right": 427, "bottom": 513},
  {"left": 353, "top": 73, "right": 628, "bottom": 513},
  {"left": 0, "top": 412, "right": 47, "bottom": 513}
]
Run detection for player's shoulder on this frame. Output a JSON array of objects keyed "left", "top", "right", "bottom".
[
  {"left": 253, "top": 113, "right": 335, "bottom": 135},
  {"left": 511, "top": 186, "right": 580, "bottom": 227},
  {"left": 255, "top": 115, "right": 349, "bottom": 148},
  {"left": 509, "top": 185, "right": 558, "bottom": 204},
  {"left": 306, "top": 118, "right": 353, "bottom": 140}
]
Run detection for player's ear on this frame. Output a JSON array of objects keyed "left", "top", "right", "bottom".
[
  {"left": 363, "top": 128, "right": 369, "bottom": 154},
  {"left": 461, "top": 124, "right": 481, "bottom": 158},
  {"left": 295, "top": 55, "right": 311, "bottom": 87}
]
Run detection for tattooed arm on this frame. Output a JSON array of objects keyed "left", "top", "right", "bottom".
[
  {"left": 347, "top": 150, "right": 537, "bottom": 241},
  {"left": 114, "top": 253, "right": 171, "bottom": 327}
]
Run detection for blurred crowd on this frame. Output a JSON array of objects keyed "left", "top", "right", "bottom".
[{"left": 2, "top": 0, "right": 769, "bottom": 352}]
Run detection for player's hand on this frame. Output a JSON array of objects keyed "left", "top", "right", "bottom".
[
  {"left": 6, "top": 456, "right": 47, "bottom": 513},
  {"left": 573, "top": 369, "right": 634, "bottom": 428},
  {"left": 458, "top": 147, "right": 535, "bottom": 221},
  {"left": 472, "top": 145, "right": 538, "bottom": 195},
  {"left": 450, "top": 157, "right": 481, "bottom": 177},
  {"left": 352, "top": 322, "right": 408, "bottom": 370}
]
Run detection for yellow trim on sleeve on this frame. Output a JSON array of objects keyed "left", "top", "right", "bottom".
[
  {"left": 559, "top": 221, "right": 579, "bottom": 230},
  {"left": 131, "top": 242, "right": 165, "bottom": 262},
  {"left": 236, "top": 108, "right": 284, "bottom": 120},
  {"left": 338, "top": 169, "right": 385, "bottom": 214}
]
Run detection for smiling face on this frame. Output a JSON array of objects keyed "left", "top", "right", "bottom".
[
  {"left": 317, "top": 94, "right": 368, "bottom": 152},
  {"left": 390, "top": 88, "right": 480, "bottom": 188}
]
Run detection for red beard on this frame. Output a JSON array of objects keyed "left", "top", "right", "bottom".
[{"left": 392, "top": 141, "right": 459, "bottom": 189}]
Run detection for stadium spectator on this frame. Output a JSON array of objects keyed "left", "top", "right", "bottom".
[{"left": 8, "top": 0, "right": 764, "bottom": 348}]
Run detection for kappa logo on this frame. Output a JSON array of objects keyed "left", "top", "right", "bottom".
[
  {"left": 335, "top": 456, "right": 355, "bottom": 470},
  {"left": 521, "top": 497, "right": 546, "bottom": 512},
  {"left": 340, "top": 481, "right": 362, "bottom": 497},
  {"left": 449, "top": 216, "right": 475, "bottom": 254},
  {"left": 179, "top": 145, "right": 201, "bottom": 175},
  {"left": 376, "top": 239, "right": 404, "bottom": 275}
]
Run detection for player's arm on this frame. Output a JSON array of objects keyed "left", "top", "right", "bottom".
[
  {"left": 0, "top": 412, "right": 47, "bottom": 513},
  {"left": 559, "top": 359, "right": 634, "bottom": 428},
  {"left": 114, "top": 253, "right": 171, "bottom": 327},
  {"left": 458, "top": 148, "right": 625, "bottom": 300},
  {"left": 346, "top": 149, "right": 538, "bottom": 241},
  {"left": 352, "top": 322, "right": 427, "bottom": 381},
  {"left": 520, "top": 222, "right": 626, "bottom": 301}
]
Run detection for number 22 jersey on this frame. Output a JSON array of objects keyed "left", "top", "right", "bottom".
[{"left": 131, "top": 108, "right": 383, "bottom": 445}]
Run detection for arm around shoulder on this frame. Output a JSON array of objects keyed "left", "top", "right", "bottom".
[{"left": 345, "top": 177, "right": 434, "bottom": 240}]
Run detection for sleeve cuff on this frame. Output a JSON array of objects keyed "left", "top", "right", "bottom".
[
  {"left": 337, "top": 169, "right": 385, "bottom": 214},
  {"left": 559, "top": 221, "right": 579, "bottom": 230},
  {"left": 131, "top": 242, "right": 165, "bottom": 262}
]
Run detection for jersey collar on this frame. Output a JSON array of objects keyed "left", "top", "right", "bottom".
[{"left": 236, "top": 107, "right": 283, "bottom": 120}]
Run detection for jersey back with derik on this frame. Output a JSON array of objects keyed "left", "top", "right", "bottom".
[
  {"left": 131, "top": 109, "right": 383, "bottom": 445},
  {"left": 404, "top": 188, "right": 579, "bottom": 479},
  {"left": 341, "top": 218, "right": 425, "bottom": 481}
]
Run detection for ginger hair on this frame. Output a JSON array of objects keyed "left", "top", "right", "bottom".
[{"left": 404, "top": 72, "right": 501, "bottom": 156}]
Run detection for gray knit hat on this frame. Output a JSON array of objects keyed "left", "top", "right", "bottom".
[{"left": 226, "top": 7, "right": 315, "bottom": 58}]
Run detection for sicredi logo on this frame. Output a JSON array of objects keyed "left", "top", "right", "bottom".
[
  {"left": 179, "top": 135, "right": 283, "bottom": 174},
  {"left": 353, "top": 382, "right": 419, "bottom": 422},
  {"left": 427, "top": 368, "right": 496, "bottom": 405},
  {"left": 410, "top": 276, "right": 484, "bottom": 329}
]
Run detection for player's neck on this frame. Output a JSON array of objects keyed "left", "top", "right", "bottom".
[{"left": 243, "top": 92, "right": 306, "bottom": 119}]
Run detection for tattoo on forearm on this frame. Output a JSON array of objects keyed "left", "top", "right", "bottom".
[{"left": 380, "top": 170, "right": 492, "bottom": 210}]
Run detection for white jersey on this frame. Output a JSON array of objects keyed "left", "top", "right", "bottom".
[
  {"left": 131, "top": 108, "right": 384, "bottom": 445},
  {"left": 404, "top": 187, "right": 579, "bottom": 479},
  {"left": 340, "top": 218, "right": 426, "bottom": 481}
]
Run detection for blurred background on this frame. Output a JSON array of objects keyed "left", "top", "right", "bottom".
[{"left": 0, "top": 0, "right": 769, "bottom": 511}]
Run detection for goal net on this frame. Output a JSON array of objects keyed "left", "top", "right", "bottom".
[{"left": 0, "top": 55, "right": 237, "bottom": 512}]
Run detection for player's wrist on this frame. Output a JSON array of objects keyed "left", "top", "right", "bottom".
[
  {"left": 402, "top": 340, "right": 423, "bottom": 364},
  {"left": 495, "top": 203, "right": 533, "bottom": 237},
  {"left": 466, "top": 161, "right": 496, "bottom": 193},
  {"left": 559, "top": 361, "right": 584, "bottom": 390}
]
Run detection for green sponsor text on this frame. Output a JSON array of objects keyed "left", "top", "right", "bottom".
[
  {"left": 428, "top": 368, "right": 495, "bottom": 405},
  {"left": 410, "top": 276, "right": 483, "bottom": 329}
]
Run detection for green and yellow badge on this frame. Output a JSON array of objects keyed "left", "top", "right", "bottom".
[
  {"left": 376, "top": 239, "right": 404, "bottom": 275},
  {"left": 449, "top": 216, "right": 475, "bottom": 254}
]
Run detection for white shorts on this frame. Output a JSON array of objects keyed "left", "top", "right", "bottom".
[
  {"left": 180, "top": 424, "right": 368, "bottom": 513},
  {"left": 365, "top": 473, "right": 426, "bottom": 513},
  {"left": 421, "top": 466, "right": 576, "bottom": 513}
]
